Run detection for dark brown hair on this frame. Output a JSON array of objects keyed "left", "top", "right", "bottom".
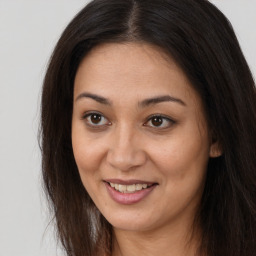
[{"left": 40, "top": 0, "right": 256, "bottom": 255}]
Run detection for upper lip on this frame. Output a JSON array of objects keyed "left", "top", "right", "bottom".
[{"left": 104, "top": 179, "right": 157, "bottom": 186}]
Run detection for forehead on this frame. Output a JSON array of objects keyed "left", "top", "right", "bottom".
[
  {"left": 80, "top": 42, "right": 172, "bottom": 72},
  {"left": 74, "top": 42, "right": 200, "bottom": 107}
]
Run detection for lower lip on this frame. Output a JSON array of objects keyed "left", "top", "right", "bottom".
[{"left": 104, "top": 182, "right": 157, "bottom": 205}]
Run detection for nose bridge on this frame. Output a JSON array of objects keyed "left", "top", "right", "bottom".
[{"left": 106, "top": 122, "right": 146, "bottom": 171}]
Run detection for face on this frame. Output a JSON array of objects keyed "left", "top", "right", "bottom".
[{"left": 72, "top": 42, "right": 219, "bottom": 233}]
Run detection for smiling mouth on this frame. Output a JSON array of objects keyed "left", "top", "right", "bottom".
[
  {"left": 104, "top": 179, "right": 158, "bottom": 193},
  {"left": 104, "top": 179, "right": 158, "bottom": 204},
  {"left": 107, "top": 182, "right": 155, "bottom": 193}
]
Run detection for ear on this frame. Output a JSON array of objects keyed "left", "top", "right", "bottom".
[{"left": 209, "top": 139, "right": 223, "bottom": 158}]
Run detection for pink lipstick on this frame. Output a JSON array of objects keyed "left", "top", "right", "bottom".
[{"left": 104, "top": 179, "right": 158, "bottom": 205}]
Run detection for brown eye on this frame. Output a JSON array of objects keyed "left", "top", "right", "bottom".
[
  {"left": 91, "top": 114, "right": 102, "bottom": 124},
  {"left": 145, "top": 115, "right": 175, "bottom": 129},
  {"left": 151, "top": 116, "right": 163, "bottom": 127},
  {"left": 83, "top": 112, "right": 110, "bottom": 127}
]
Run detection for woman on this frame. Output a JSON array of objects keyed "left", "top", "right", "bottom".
[{"left": 40, "top": 0, "right": 256, "bottom": 255}]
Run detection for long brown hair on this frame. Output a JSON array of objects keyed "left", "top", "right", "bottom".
[{"left": 40, "top": 0, "right": 256, "bottom": 255}]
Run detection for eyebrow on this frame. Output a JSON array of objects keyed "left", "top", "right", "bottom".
[
  {"left": 75, "top": 92, "right": 186, "bottom": 107},
  {"left": 139, "top": 95, "right": 186, "bottom": 107},
  {"left": 75, "top": 92, "right": 111, "bottom": 105}
]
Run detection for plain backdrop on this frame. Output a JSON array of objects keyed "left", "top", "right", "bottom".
[{"left": 0, "top": 1, "right": 255, "bottom": 256}]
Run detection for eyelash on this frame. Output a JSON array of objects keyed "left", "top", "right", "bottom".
[
  {"left": 82, "top": 112, "right": 111, "bottom": 128},
  {"left": 82, "top": 112, "right": 176, "bottom": 130},
  {"left": 144, "top": 114, "right": 176, "bottom": 129}
]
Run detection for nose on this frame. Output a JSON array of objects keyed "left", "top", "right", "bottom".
[{"left": 106, "top": 125, "right": 147, "bottom": 171}]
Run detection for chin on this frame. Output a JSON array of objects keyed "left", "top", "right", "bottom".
[{"left": 101, "top": 210, "right": 161, "bottom": 232}]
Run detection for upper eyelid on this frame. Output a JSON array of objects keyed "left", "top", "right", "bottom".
[
  {"left": 82, "top": 111, "right": 109, "bottom": 121},
  {"left": 81, "top": 111, "right": 175, "bottom": 125},
  {"left": 82, "top": 112, "right": 110, "bottom": 128},
  {"left": 82, "top": 112, "right": 173, "bottom": 119},
  {"left": 146, "top": 114, "right": 175, "bottom": 122},
  {"left": 144, "top": 115, "right": 176, "bottom": 129},
  {"left": 82, "top": 111, "right": 106, "bottom": 119}
]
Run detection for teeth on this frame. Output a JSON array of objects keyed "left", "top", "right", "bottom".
[
  {"left": 135, "top": 184, "right": 143, "bottom": 190},
  {"left": 119, "top": 184, "right": 126, "bottom": 192},
  {"left": 127, "top": 184, "right": 136, "bottom": 192},
  {"left": 109, "top": 183, "right": 150, "bottom": 193}
]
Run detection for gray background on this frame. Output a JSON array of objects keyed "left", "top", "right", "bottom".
[{"left": 0, "top": 1, "right": 255, "bottom": 255}]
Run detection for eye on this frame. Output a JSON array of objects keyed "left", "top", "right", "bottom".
[
  {"left": 144, "top": 115, "right": 175, "bottom": 129},
  {"left": 82, "top": 112, "right": 110, "bottom": 127}
]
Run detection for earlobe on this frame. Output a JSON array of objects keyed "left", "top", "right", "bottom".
[{"left": 209, "top": 141, "right": 223, "bottom": 158}]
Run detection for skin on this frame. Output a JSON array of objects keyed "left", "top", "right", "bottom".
[{"left": 72, "top": 42, "right": 221, "bottom": 256}]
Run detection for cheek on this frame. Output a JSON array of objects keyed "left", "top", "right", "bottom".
[
  {"left": 72, "top": 137, "right": 104, "bottom": 170},
  {"left": 72, "top": 134, "right": 108, "bottom": 204},
  {"left": 147, "top": 130, "right": 209, "bottom": 185},
  {"left": 71, "top": 124, "right": 107, "bottom": 184},
  {"left": 148, "top": 136, "right": 209, "bottom": 216}
]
